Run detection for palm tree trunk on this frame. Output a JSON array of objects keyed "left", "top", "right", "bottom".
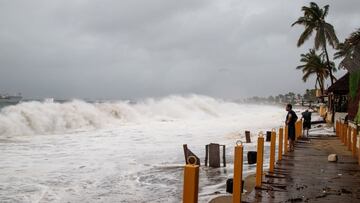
[
  {"left": 323, "top": 44, "right": 335, "bottom": 85},
  {"left": 317, "top": 74, "right": 325, "bottom": 103},
  {"left": 320, "top": 77, "right": 324, "bottom": 96}
]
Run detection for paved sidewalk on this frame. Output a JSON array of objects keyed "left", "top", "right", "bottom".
[{"left": 243, "top": 136, "right": 360, "bottom": 203}]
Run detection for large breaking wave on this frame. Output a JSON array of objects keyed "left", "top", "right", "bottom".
[{"left": 0, "top": 94, "right": 281, "bottom": 137}]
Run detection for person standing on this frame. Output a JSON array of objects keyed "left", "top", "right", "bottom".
[
  {"left": 285, "top": 104, "right": 298, "bottom": 152},
  {"left": 301, "top": 109, "right": 312, "bottom": 137}
]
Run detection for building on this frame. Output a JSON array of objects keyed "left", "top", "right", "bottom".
[{"left": 326, "top": 73, "right": 349, "bottom": 123}]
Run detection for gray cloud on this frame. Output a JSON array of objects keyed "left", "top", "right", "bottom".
[{"left": 0, "top": 0, "right": 358, "bottom": 100}]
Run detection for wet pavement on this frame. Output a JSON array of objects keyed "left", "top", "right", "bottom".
[{"left": 243, "top": 136, "right": 360, "bottom": 203}]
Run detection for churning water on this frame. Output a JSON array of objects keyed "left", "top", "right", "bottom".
[{"left": 0, "top": 95, "right": 285, "bottom": 202}]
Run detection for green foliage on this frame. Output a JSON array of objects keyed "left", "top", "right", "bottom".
[
  {"left": 296, "top": 49, "right": 333, "bottom": 94},
  {"left": 292, "top": 2, "right": 339, "bottom": 49},
  {"left": 350, "top": 70, "right": 360, "bottom": 123},
  {"left": 334, "top": 28, "right": 360, "bottom": 60},
  {"left": 292, "top": 2, "right": 339, "bottom": 84},
  {"left": 355, "top": 101, "right": 360, "bottom": 123},
  {"left": 349, "top": 70, "right": 360, "bottom": 100}
]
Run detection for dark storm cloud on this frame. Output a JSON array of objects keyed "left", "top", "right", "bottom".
[{"left": 0, "top": 0, "right": 358, "bottom": 99}]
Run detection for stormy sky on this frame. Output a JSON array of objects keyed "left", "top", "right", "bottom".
[{"left": 0, "top": 0, "right": 358, "bottom": 100}]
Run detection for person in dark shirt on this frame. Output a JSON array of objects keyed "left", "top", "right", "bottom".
[
  {"left": 301, "top": 109, "right": 312, "bottom": 137},
  {"left": 286, "top": 104, "right": 298, "bottom": 152}
]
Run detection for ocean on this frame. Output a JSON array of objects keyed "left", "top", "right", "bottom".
[{"left": 0, "top": 95, "right": 285, "bottom": 202}]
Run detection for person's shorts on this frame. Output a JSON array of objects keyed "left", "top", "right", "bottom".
[
  {"left": 288, "top": 125, "right": 296, "bottom": 141},
  {"left": 303, "top": 121, "right": 311, "bottom": 129}
]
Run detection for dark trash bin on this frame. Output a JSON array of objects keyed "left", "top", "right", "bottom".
[
  {"left": 266, "top": 131, "right": 271, "bottom": 142},
  {"left": 245, "top": 130, "right": 251, "bottom": 143},
  {"left": 226, "top": 178, "right": 244, "bottom": 194},
  {"left": 247, "top": 151, "right": 257, "bottom": 164}
]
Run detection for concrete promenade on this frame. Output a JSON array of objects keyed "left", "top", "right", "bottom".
[{"left": 242, "top": 135, "right": 360, "bottom": 203}]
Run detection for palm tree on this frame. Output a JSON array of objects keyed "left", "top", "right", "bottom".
[
  {"left": 334, "top": 28, "right": 360, "bottom": 71},
  {"left": 296, "top": 49, "right": 335, "bottom": 95},
  {"left": 292, "top": 2, "right": 339, "bottom": 84},
  {"left": 335, "top": 28, "right": 360, "bottom": 100}
]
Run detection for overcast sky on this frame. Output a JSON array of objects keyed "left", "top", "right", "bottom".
[{"left": 0, "top": 0, "right": 359, "bottom": 100}]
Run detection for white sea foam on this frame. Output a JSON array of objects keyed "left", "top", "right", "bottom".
[
  {"left": 0, "top": 95, "right": 284, "bottom": 138},
  {"left": 0, "top": 94, "right": 286, "bottom": 202}
]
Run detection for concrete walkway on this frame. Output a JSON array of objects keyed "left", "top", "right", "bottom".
[{"left": 242, "top": 135, "right": 360, "bottom": 203}]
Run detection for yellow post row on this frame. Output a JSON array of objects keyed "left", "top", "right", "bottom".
[
  {"left": 284, "top": 125, "right": 289, "bottom": 155},
  {"left": 269, "top": 129, "right": 276, "bottom": 173},
  {"left": 352, "top": 127, "right": 357, "bottom": 158},
  {"left": 255, "top": 134, "right": 264, "bottom": 188},
  {"left": 278, "top": 127, "right": 283, "bottom": 161},
  {"left": 233, "top": 142, "right": 243, "bottom": 203},
  {"left": 183, "top": 163, "right": 199, "bottom": 203}
]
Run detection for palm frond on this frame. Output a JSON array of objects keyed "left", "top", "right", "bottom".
[
  {"left": 322, "top": 5, "right": 329, "bottom": 18},
  {"left": 324, "top": 23, "right": 339, "bottom": 48},
  {"left": 315, "top": 27, "right": 328, "bottom": 50},
  {"left": 296, "top": 65, "right": 306, "bottom": 70},
  {"left": 334, "top": 28, "right": 360, "bottom": 69},
  {"left": 302, "top": 72, "right": 311, "bottom": 82},
  {"left": 298, "top": 27, "right": 314, "bottom": 47},
  {"left": 293, "top": 2, "right": 338, "bottom": 51},
  {"left": 291, "top": 17, "right": 308, "bottom": 27},
  {"left": 334, "top": 42, "right": 348, "bottom": 59}
]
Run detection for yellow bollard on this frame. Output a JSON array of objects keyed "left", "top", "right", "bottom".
[
  {"left": 352, "top": 127, "right": 357, "bottom": 158},
  {"left": 348, "top": 125, "right": 352, "bottom": 151},
  {"left": 233, "top": 141, "right": 243, "bottom": 203},
  {"left": 339, "top": 122, "right": 343, "bottom": 141},
  {"left": 357, "top": 128, "right": 360, "bottom": 164},
  {"left": 319, "top": 105, "right": 324, "bottom": 116},
  {"left": 183, "top": 156, "right": 199, "bottom": 203},
  {"left": 341, "top": 122, "right": 344, "bottom": 142},
  {"left": 255, "top": 133, "right": 264, "bottom": 188},
  {"left": 269, "top": 129, "right": 276, "bottom": 173},
  {"left": 295, "top": 121, "right": 299, "bottom": 141},
  {"left": 339, "top": 121, "right": 342, "bottom": 137},
  {"left": 295, "top": 120, "right": 301, "bottom": 140},
  {"left": 345, "top": 124, "right": 348, "bottom": 145},
  {"left": 300, "top": 119, "right": 303, "bottom": 138},
  {"left": 343, "top": 124, "right": 348, "bottom": 145},
  {"left": 340, "top": 121, "right": 343, "bottom": 138},
  {"left": 284, "top": 125, "right": 289, "bottom": 155},
  {"left": 335, "top": 121, "right": 338, "bottom": 136},
  {"left": 278, "top": 127, "right": 283, "bottom": 161}
]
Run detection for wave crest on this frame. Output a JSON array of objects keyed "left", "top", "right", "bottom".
[{"left": 0, "top": 95, "right": 253, "bottom": 137}]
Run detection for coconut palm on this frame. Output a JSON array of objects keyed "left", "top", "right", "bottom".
[
  {"left": 292, "top": 2, "right": 339, "bottom": 84},
  {"left": 334, "top": 28, "right": 360, "bottom": 71},
  {"left": 296, "top": 49, "right": 335, "bottom": 95},
  {"left": 335, "top": 28, "right": 360, "bottom": 100}
]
